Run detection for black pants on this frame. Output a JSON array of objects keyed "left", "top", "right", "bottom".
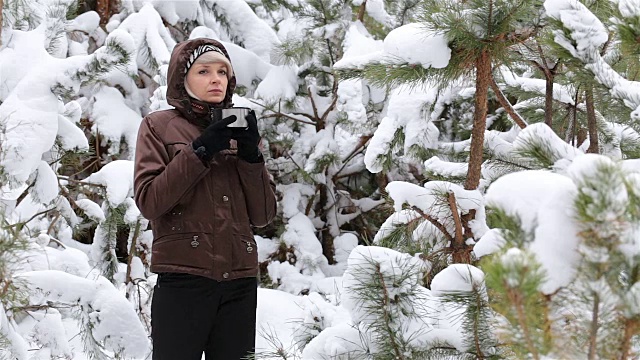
[{"left": 151, "top": 273, "right": 257, "bottom": 360}]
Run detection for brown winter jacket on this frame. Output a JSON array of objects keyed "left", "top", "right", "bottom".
[{"left": 133, "top": 38, "right": 277, "bottom": 281}]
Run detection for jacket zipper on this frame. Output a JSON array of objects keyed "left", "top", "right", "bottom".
[{"left": 208, "top": 107, "right": 217, "bottom": 277}]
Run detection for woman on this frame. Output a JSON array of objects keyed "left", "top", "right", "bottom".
[{"left": 134, "top": 38, "right": 277, "bottom": 360}]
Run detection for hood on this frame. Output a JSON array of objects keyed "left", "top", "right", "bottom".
[{"left": 166, "top": 38, "right": 236, "bottom": 127}]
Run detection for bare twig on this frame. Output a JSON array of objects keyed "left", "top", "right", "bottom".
[
  {"left": 489, "top": 75, "right": 527, "bottom": 129},
  {"left": 68, "top": 158, "right": 100, "bottom": 178},
  {"left": 261, "top": 113, "right": 315, "bottom": 126},
  {"left": 588, "top": 293, "right": 600, "bottom": 360},
  {"left": 332, "top": 134, "right": 372, "bottom": 180},
  {"left": 6, "top": 208, "right": 56, "bottom": 229},
  {"left": 447, "top": 192, "right": 464, "bottom": 246},
  {"left": 319, "top": 79, "right": 339, "bottom": 125},
  {"left": 248, "top": 99, "right": 316, "bottom": 125},
  {"left": 48, "top": 237, "right": 67, "bottom": 249},
  {"left": 412, "top": 206, "right": 454, "bottom": 243},
  {"left": 308, "top": 86, "right": 320, "bottom": 121},
  {"left": 47, "top": 212, "right": 61, "bottom": 235},
  {"left": 57, "top": 176, "right": 106, "bottom": 189},
  {"left": 125, "top": 220, "right": 142, "bottom": 284}
]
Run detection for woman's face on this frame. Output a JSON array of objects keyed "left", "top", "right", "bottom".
[{"left": 185, "top": 62, "right": 229, "bottom": 104}]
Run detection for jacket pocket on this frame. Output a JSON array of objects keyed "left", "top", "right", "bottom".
[
  {"left": 152, "top": 232, "right": 213, "bottom": 270},
  {"left": 231, "top": 234, "right": 258, "bottom": 271}
]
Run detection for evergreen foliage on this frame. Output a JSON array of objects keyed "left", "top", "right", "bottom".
[
  {"left": 344, "top": 253, "right": 429, "bottom": 359},
  {"left": 2, "top": 0, "right": 640, "bottom": 358},
  {"left": 483, "top": 249, "right": 550, "bottom": 358}
]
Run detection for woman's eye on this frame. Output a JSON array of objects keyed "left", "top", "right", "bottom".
[
  {"left": 198, "top": 69, "right": 208, "bottom": 74},
  {"left": 219, "top": 69, "right": 227, "bottom": 75}
]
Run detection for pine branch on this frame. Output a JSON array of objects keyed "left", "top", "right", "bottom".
[
  {"left": 411, "top": 206, "right": 454, "bottom": 243},
  {"left": 483, "top": 248, "right": 549, "bottom": 357},
  {"left": 357, "top": 0, "right": 366, "bottom": 22},
  {"left": 619, "top": 318, "right": 639, "bottom": 360},
  {"left": 490, "top": 75, "right": 527, "bottom": 129},
  {"left": 58, "top": 176, "right": 107, "bottom": 189},
  {"left": 125, "top": 220, "right": 142, "bottom": 284},
  {"left": 509, "top": 285, "right": 539, "bottom": 360},
  {"left": 447, "top": 191, "right": 465, "bottom": 256},
  {"left": 332, "top": 134, "right": 372, "bottom": 180},
  {"left": 471, "top": 285, "right": 487, "bottom": 360},
  {"left": 5, "top": 208, "right": 56, "bottom": 230},
  {"left": 375, "top": 262, "right": 406, "bottom": 360},
  {"left": 307, "top": 87, "right": 320, "bottom": 123},
  {"left": 318, "top": 79, "right": 339, "bottom": 127},
  {"left": 249, "top": 99, "right": 317, "bottom": 125},
  {"left": 588, "top": 293, "right": 600, "bottom": 360},
  {"left": 336, "top": 61, "right": 448, "bottom": 89}
]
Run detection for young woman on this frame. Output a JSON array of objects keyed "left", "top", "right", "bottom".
[{"left": 134, "top": 38, "right": 277, "bottom": 360}]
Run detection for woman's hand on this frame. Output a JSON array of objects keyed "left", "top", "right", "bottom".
[
  {"left": 192, "top": 115, "right": 236, "bottom": 161},
  {"left": 231, "top": 111, "right": 262, "bottom": 163}
]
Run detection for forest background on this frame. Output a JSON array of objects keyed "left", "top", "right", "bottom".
[{"left": 1, "top": 0, "right": 640, "bottom": 359}]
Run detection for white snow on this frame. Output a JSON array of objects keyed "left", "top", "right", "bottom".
[
  {"left": 384, "top": 23, "right": 451, "bottom": 69},
  {"left": 2, "top": 1, "right": 639, "bottom": 359},
  {"left": 19, "top": 270, "right": 150, "bottom": 358},
  {"left": 83, "top": 160, "right": 135, "bottom": 207},
  {"left": 254, "top": 65, "right": 298, "bottom": 102},
  {"left": 334, "top": 22, "right": 451, "bottom": 70},
  {"left": 485, "top": 169, "right": 581, "bottom": 294},
  {"left": 91, "top": 87, "right": 142, "bottom": 159},
  {"left": 116, "top": 4, "right": 175, "bottom": 75},
  {"left": 75, "top": 199, "right": 106, "bottom": 222},
  {"left": 202, "top": 0, "right": 281, "bottom": 62},
  {"left": 364, "top": 85, "right": 441, "bottom": 173}
]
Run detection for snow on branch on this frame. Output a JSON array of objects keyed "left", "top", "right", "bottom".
[
  {"left": 544, "top": 0, "right": 640, "bottom": 119},
  {"left": 18, "top": 270, "right": 149, "bottom": 358}
]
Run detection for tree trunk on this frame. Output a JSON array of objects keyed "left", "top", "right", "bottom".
[
  {"left": 464, "top": 50, "right": 491, "bottom": 191},
  {"left": 585, "top": 87, "right": 599, "bottom": 154},
  {"left": 357, "top": 0, "right": 367, "bottom": 22},
  {"left": 317, "top": 183, "right": 336, "bottom": 264},
  {"left": 96, "top": 0, "right": 119, "bottom": 26},
  {"left": 458, "top": 50, "right": 491, "bottom": 264},
  {"left": 544, "top": 73, "right": 554, "bottom": 128},
  {"left": 577, "top": 127, "right": 588, "bottom": 148}
]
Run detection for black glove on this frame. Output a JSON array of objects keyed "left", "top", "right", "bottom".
[
  {"left": 230, "top": 110, "right": 262, "bottom": 163},
  {"left": 192, "top": 115, "right": 236, "bottom": 161}
]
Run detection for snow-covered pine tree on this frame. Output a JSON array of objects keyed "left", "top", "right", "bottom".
[
  {"left": 477, "top": 153, "right": 640, "bottom": 359},
  {"left": 338, "top": 0, "right": 542, "bottom": 263},
  {"left": 3, "top": 0, "right": 640, "bottom": 358},
  {"left": 233, "top": 0, "right": 393, "bottom": 292},
  {"left": 0, "top": 126, "right": 30, "bottom": 359},
  {"left": 0, "top": 0, "right": 154, "bottom": 356}
]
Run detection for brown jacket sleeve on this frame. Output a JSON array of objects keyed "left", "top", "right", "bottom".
[
  {"left": 236, "top": 160, "right": 277, "bottom": 228},
  {"left": 134, "top": 116, "right": 209, "bottom": 220}
]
